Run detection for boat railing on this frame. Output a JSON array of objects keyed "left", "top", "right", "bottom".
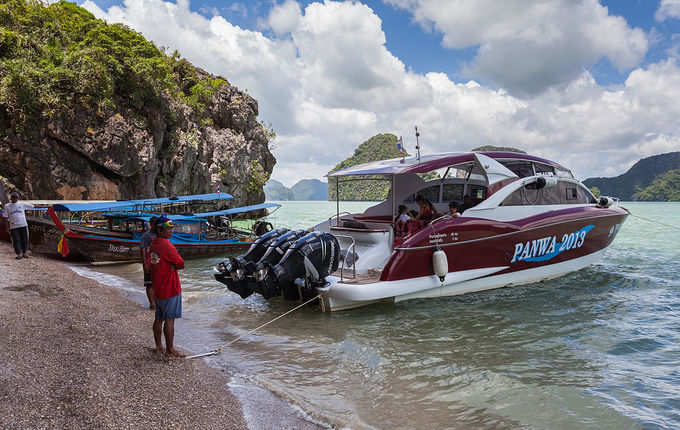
[
  {"left": 332, "top": 234, "right": 357, "bottom": 280},
  {"left": 328, "top": 212, "right": 352, "bottom": 228}
]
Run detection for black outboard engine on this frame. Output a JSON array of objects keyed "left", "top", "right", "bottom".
[
  {"left": 250, "top": 229, "right": 308, "bottom": 297},
  {"left": 258, "top": 232, "right": 340, "bottom": 300},
  {"left": 214, "top": 228, "right": 289, "bottom": 298}
]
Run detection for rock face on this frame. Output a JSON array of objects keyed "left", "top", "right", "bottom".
[
  {"left": 0, "top": 75, "right": 275, "bottom": 205},
  {"left": 0, "top": 1, "right": 275, "bottom": 206}
]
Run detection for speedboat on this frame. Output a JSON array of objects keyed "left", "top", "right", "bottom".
[{"left": 214, "top": 152, "right": 628, "bottom": 311}]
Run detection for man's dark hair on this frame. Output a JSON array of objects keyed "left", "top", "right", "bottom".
[
  {"left": 449, "top": 201, "right": 458, "bottom": 209},
  {"left": 398, "top": 205, "right": 407, "bottom": 213}
]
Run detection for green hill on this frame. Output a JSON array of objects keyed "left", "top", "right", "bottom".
[
  {"left": 632, "top": 169, "right": 680, "bottom": 201},
  {"left": 328, "top": 133, "right": 407, "bottom": 200},
  {"left": 583, "top": 152, "right": 680, "bottom": 201}
]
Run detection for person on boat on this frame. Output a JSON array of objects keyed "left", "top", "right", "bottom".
[
  {"left": 394, "top": 205, "right": 412, "bottom": 239},
  {"left": 2, "top": 192, "right": 34, "bottom": 259},
  {"left": 150, "top": 217, "right": 185, "bottom": 357},
  {"left": 140, "top": 216, "right": 159, "bottom": 310},
  {"left": 415, "top": 195, "right": 436, "bottom": 222},
  {"left": 448, "top": 201, "right": 461, "bottom": 217}
]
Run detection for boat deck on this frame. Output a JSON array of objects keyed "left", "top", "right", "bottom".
[{"left": 332, "top": 269, "right": 382, "bottom": 284}]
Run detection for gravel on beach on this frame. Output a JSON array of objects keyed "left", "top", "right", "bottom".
[{"left": 0, "top": 245, "right": 247, "bottom": 430}]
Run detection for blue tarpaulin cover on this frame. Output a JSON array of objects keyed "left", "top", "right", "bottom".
[{"left": 52, "top": 193, "right": 233, "bottom": 212}]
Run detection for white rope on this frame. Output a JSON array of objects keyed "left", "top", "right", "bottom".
[
  {"left": 186, "top": 294, "right": 322, "bottom": 359},
  {"left": 629, "top": 212, "right": 680, "bottom": 231}
]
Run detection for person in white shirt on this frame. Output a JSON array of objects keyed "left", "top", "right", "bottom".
[{"left": 2, "top": 193, "right": 34, "bottom": 259}]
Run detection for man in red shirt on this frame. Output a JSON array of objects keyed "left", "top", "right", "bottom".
[{"left": 150, "top": 218, "right": 185, "bottom": 357}]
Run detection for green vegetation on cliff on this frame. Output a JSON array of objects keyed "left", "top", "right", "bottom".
[
  {"left": 0, "top": 0, "right": 275, "bottom": 203},
  {"left": 328, "top": 134, "right": 407, "bottom": 201},
  {"left": 0, "top": 0, "right": 225, "bottom": 128},
  {"left": 632, "top": 169, "right": 680, "bottom": 201}
]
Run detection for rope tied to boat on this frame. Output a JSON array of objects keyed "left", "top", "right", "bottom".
[
  {"left": 186, "top": 294, "right": 322, "bottom": 359},
  {"left": 628, "top": 212, "right": 680, "bottom": 231}
]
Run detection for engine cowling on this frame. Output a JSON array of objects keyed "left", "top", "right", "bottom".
[
  {"left": 258, "top": 232, "right": 340, "bottom": 300},
  {"left": 214, "top": 228, "right": 289, "bottom": 298}
]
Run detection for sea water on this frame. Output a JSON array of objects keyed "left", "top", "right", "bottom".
[{"left": 73, "top": 201, "right": 680, "bottom": 429}]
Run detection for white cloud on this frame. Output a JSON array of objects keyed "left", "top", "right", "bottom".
[
  {"left": 266, "top": 0, "right": 301, "bottom": 36},
  {"left": 385, "top": 0, "right": 648, "bottom": 96},
  {"left": 82, "top": 0, "right": 680, "bottom": 189},
  {"left": 656, "top": 0, "right": 680, "bottom": 21}
]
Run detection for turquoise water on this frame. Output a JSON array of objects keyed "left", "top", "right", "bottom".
[{"left": 84, "top": 201, "right": 680, "bottom": 429}]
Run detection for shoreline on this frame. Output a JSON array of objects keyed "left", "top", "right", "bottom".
[{"left": 0, "top": 244, "right": 247, "bottom": 429}]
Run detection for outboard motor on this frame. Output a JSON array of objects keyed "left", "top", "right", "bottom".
[
  {"left": 250, "top": 229, "right": 308, "bottom": 297},
  {"left": 214, "top": 228, "right": 289, "bottom": 298},
  {"left": 258, "top": 232, "right": 340, "bottom": 300}
]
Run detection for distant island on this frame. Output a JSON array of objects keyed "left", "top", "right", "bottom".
[
  {"left": 264, "top": 179, "right": 328, "bottom": 201},
  {"left": 583, "top": 152, "right": 680, "bottom": 201}
]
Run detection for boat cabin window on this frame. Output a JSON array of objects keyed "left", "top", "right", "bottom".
[
  {"left": 405, "top": 185, "right": 440, "bottom": 203},
  {"left": 502, "top": 180, "right": 592, "bottom": 206},
  {"left": 468, "top": 185, "right": 487, "bottom": 200},
  {"left": 534, "top": 163, "right": 555, "bottom": 176},
  {"left": 502, "top": 161, "right": 534, "bottom": 178},
  {"left": 442, "top": 183, "right": 464, "bottom": 201},
  {"left": 173, "top": 222, "right": 201, "bottom": 235}
]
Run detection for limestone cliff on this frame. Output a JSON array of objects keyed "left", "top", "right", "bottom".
[{"left": 0, "top": 0, "right": 275, "bottom": 206}]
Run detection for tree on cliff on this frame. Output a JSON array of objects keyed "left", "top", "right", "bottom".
[{"left": 0, "top": 0, "right": 275, "bottom": 204}]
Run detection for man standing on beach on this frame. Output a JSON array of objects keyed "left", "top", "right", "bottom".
[
  {"left": 140, "top": 216, "right": 158, "bottom": 310},
  {"left": 149, "top": 217, "right": 185, "bottom": 357},
  {"left": 2, "top": 193, "right": 34, "bottom": 259}
]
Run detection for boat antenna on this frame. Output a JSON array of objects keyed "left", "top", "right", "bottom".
[{"left": 415, "top": 126, "right": 421, "bottom": 162}]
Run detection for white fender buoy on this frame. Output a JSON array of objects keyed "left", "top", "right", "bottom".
[{"left": 432, "top": 248, "right": 448, "bottom": 283}]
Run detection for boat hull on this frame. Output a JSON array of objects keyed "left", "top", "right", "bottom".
[
  {"left": 64, "top": 235, "right": 253, "bottom": 264},
  {"left": 320, "top": 206, "right": 628, "bottom": 311}
]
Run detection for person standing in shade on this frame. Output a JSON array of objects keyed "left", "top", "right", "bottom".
[
  {"left": 149, "top": 218, "right": 185, "bottom": 357},
  {"left": 2, "top": 193, "right": 34, "bottom": 259},
  {"left": 140, "top": 216, "right": 159, "bottom": 310},
  {"left": 448, "top": 201, "right": 461, "bottom": 217}
]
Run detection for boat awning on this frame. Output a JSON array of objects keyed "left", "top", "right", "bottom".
[
  {"left": 193, "top": 202, "right": 281, "bottom": 217},
  {"left": 101, "top": 212, "right": 207, "bottom": 223},
  {"left": 326, "top": 152, "right": 569, "bottom": 177},
  {"left": 52, "top": 193, "right": 233, "bottom": 212}
]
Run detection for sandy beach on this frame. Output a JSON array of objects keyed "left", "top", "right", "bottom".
[{"left": 0, "top": 244, "right": 248, "bottom": 429}]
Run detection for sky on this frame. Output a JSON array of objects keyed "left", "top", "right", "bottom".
[{"left": 78, "top": 0, "right": 680, "bottom": 187}]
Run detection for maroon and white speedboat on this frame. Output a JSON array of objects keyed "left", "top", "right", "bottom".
[{"left": 310, "top": 151, "right": 628, "bottom": 311}]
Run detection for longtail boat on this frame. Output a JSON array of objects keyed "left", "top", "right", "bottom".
[{"left": 17, "top": 193, "right": 279, "bottom": 263}]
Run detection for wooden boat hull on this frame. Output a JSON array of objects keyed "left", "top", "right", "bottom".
[{"left": 64, "top": 235, "right": 253, "bottom": 263}]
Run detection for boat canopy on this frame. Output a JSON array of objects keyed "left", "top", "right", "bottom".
[
  {"left": 52, "top": 193, "right": 233, "bottom": 212},
  {"left": 326, "top": 152, "right": 570, "bottom": 177},
  {"left": 193, "top": 202, "right": 281, "bottom": 217},
  {"left": 101, "top": 212, "right": 207, "bottom": 223}
]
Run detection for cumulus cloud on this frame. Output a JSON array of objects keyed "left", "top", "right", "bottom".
[
  {"left": 385, "top": 0, "right": 648, "bottom": 96},
  {"left": 82, "top": 0, "right": 679, "bottom": 188},
  {"left": 656, "top": 0, "right": 680, "bottom": 21},
  {"left": 266, "top": 0, "right": 301, "bottom": 35}
]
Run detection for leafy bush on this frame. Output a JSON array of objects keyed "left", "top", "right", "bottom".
[{"left": 0, "top": 0, "right": 226, "bottom": 127}]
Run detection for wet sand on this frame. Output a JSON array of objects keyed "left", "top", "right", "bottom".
[{"left": 0, "top": 244, "right": 248, "bottom": 429}]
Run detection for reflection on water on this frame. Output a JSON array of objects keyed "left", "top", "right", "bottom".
[{"left": 78, "top": 202, "right": 680, "bottom": 429}]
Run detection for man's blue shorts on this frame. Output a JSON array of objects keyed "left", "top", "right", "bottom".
[{"left": 155, "top": 294, "right": 182, "bottom": 320}]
